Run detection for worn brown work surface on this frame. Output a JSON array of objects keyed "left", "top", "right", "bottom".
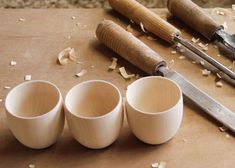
[{"left": 0, "top": 8, "right": 235, "bottom": 167}]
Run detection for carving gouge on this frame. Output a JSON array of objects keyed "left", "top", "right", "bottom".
[
  {"left": 168, "top": 0, "right": 235, "bottom": 59},
  {"left": 108, "top": 0, "right": 235, "bottom": 80},
  {"left": 96, "top": 20, "right": 235, "bottom": 133}
]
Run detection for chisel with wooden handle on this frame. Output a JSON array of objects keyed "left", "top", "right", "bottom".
[
  {"left": 108, "top": 0, "right": 235, "bottom": 82},
  {"left": 96, "top": 20, "right": 235, "bottom": 133},
  {"left": 167, "top": 0, "right": 235, "bottom": 59}
]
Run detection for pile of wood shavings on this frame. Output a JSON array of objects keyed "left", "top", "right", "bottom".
[{"left": 57, "top": 47, "right": 77, "bottom": 65}]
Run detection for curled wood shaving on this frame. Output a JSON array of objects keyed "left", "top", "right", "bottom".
[
  {"left": 216, "top": 11, "right": 225, "bottom": 16},
  {"left": 75, "top": 69, "right": 87, "bottom": 77},
  {"left": 232, "top": 4, "right": 235, "bottom": 10},
  {"left": 191, "top": 37, "right": 200, "bottom": 43},
  {"left": 119, "top": 67, "right": 135, "bottom": 79},
  {"left": 171, "top": 51, "right": 177, "bottom": 54},
  {"left": 216, "top": 81, "right": 223, "bottom": 87},
  {"left": 158, "top": 161, "right": 167, "bottom": 168},
  {"left": 140, "top": 22, "right": 147, "bottom": 33},
  {"left": 126, "top": 25, "right": 133, "bottom": 33},
  {"left": 4, "top": 86, "right": 11, "bottom": 89},
  {"left": 179, "top": 56, "right": 186, "bottom": 60},
  {"left": 216, "top": 73, "right": 222, "bottom": 79},
  {"left": 219, "top": 126, "right": 228, "bottom": 132},
  {"left": 24, "top": 75, "right": 32, "bottom": 81},
  {"left": 10, "top": 60, "right": 17, "bottom": 66},
  {"left": 57, "top": 47, "right": 77, "bottom": 65},
  {"left": 151, "top": 163, "right": 159, "bottom": 168},
  {"left": 109, "top": 57, "right": 118, "bottom": 70},
  {"left": 201, "top": 69, "right": 211, "bottom": 76}
]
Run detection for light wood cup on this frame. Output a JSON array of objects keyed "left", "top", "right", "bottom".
[
  {"left": 64, "top": 80, "right": 123, "bottom": 149},
  {"left": 5, "top": 80, "right": 64, "bottom": 149},
  {"left": 126, "top": 76, "right": 183, "bottom": 144}
]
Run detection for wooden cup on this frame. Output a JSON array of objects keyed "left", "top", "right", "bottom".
[
  {"left": 5, "top": 80, "right": 64, "bottom": 149},
  {"left": 64, "top": 80, "right": 123, "bottom": 149},
  {"left": 126, "top": 76, "right": 183, "bottom": 144}
]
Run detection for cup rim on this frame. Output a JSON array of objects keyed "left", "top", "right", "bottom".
[
  {"left": 126, "top": 76, "right": 182, "bottom": 115},
  {"left": 5, "top": 80, "right": 62, "bottom": 120},
  {"left": 64, "top": 80, "right": 122, "bottom": 120}
]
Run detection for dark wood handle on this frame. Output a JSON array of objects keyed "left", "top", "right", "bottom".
[
  {"left": 96, "top": 20, "right": 166, "bottom": 75},
  {"left": 108, "top": 0, "right": 180, "bottom": 43},
  {"left": 167, "top": 0, "right": 220, "bottom": 40}
]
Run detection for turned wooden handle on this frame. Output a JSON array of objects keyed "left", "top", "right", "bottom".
[
  {"left": 108, "top": 0, "right": 180, "bottom": 43},
  {"left": 167, "top": 0, "right": 220, "bottom": 40},
  {"left": 96, "top": 20, "right": 166, "bottom": 75}
]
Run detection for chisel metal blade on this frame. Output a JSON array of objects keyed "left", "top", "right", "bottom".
[{"left": 159, "top": 66, "right": 235, "bottom": 133}]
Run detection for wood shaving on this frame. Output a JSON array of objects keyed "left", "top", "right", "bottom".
[
  {"left": 171, "top": 51, "right": 177, "bottom": 54},
  {"left": 90, "top": 65, "right": 95, "bottom": 68},
  {"left": 191, "top": 37, "right": 200, "bottom": 43},
  {"left": 19, "top": 18, "right": 25, "bottom": 22},
  {"left": 10, "top": 60, "right": 17, "bottom": 66},
  {"left": 200, "top": 61, "right": 205, "bottom": 65},
  {"left": 219, "top": 126, "right": 228, "bottom": 132},
  {"left": 158, "top": 161, "right": 167, "bottom": 168},
  {"left": 28, "top": 164, "right": 35, "bottom": 168},
  {"left": 216, "top": 11, "right": 225, "bottom": 16},
  {"left": 217, "top": 54, "right": 221, "bottom": 57},
  {"left": 146, "top": 36, "right": 157, "bottom": 41},
  {"left": 198, "top": 43, "right": 208, "bottom": 51},
  {"left": 216, "top": 81, "right": 223, "bottom": 87},
  {"left": 222, "top": 22, "right": 228, "bottom": 30},
  {"left": 4, "top": 86, "right": 11, "bottom": 89},
  {"left": 140, "top": 22, "right": 147, "bottom": 33},
  {"left": 232, "top": 4, "right": 235, "bottom": 11},
  {"left": 168, "top": 59, "right": 175, "bottom": 69},
  {"left": 135, "top": 74, "right": 140, "bottom": 79},
  {"left": 126, "top": 25, "right": 133, "bottom": 33},
  {"left": 192, "top": 61, "right": 197, "bottom": 64},
  {"left": 179, "top": 48, "right": 186, "bottom": 53},
  {"left": 57, "top": 47, "right": 76, "bottom": 65},
  {"left": 225, "top": 134, "right": 230, "bottom": 138},
  {"left": 76, "top": 61, "right": 83, "bottom": 64},
  {"left": 130, "top": 19, "right": 135, "bottom": 24},
  {"left": 201, "top": 69, "right": 211, "bottom": 76},
  {"left": 75, "top": 69, "right": 87, "bottom": 77},
  {"left": 216, "top": 73, "right": 222, "bottom": 79},
  {"left": 176, "top": 43, "right": 182, "bottom": 47},
  {"left": 213, "top": 45, "right": 218, "bottom": 49},
  {"left": 76, "top": 22, "right": 81, "bottom": 26},
  {"left": 109, "top": 57, "right": 118, "bottom": 70},
  {"left": 24, "top": 75, "right": 32, "bottom": 81},
  {"left": 0, "top": 99, "right": 3, "bottom": 102},
  {"left": 151, "top": 163, "right": 159, "bottom": 168},
  {"left": 179, "top": 56, "right": 186, "bottom": 60},
  {"left": 71, "top": 16, "right": 76, "bottom": 20},
  {"left": 119, "top": 67, "right": 135, "bottom": 79}
]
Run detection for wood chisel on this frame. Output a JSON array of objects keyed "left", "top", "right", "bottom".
[
  {"left": 168, "top": 0, "right": 235, "bottom": 59},
  {"left": 108, "top": 0, "right": 235, "bottom": 82},
  {"left": 96, "top": 20, "right": 235, "bottom": 133}
]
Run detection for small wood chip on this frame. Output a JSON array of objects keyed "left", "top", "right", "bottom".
[
  {"left": 57, "top": 47, "right": 76, "bottom": 65},
  {"left": 28, "top": 164, "right": 35, "bottom": 168},
  {"left": 10, "top": 60, "right": 17, "bottom": 66},
  {"left": 216, "top": 73, "right": 222, "bottom": 79},
  {"left": 217, "top": 54, "right": 221, "bottom": 57},
  {"left": 119, "top": 67, "right": 135, "bottom": 79},
  {"left": 219, "top": 126, "right": 228, "bottom": 132},
  {"left": 4, "top": 86, "right": 11, "bottom": 89},
  {"left": 158, "top": 161, "right": 167, "bottom": 168},
  {"left": 192, "top": 61, "right": 197, "bottom": 64},
  {"left": 146, "top": 36, "right": 157, "bottom": 41},
  {"left": 216, "top": 11, "right": 225, "bottom": 16},
  {"left": 126, "top": 25, "right": 133, "bottom": 33},
  {"left": 179, "top": 56, "right": 186, "bottom": 60},
  {"left": 130, "top": 19, "right": 135, "bottom": 24},
  {"left": 191, "top": 37, "right": 200, "bottom": 43},
  {"left": 216, "top": 81, "right": 223, "bottom": 87},
  {"left": 24, "top": 75, "right": 32, "bottom": 81},
  {"left": 171, "top": 51, "right": 177, "bottom": 54},
  {"left": 200, "top": 61, "right": 205, "bottom": 65},
  {"left": 109, "top": 57, "right": 118, "bottom": 70},
  {"left": 168, "top": 59, "right": 175, "bottom": 69},
  {"left": 201, "top": 69, "right": 211, "bottom": 76},
  {"left": 151, "top": 163, "right": 159, "bottom": 168},
  {"left": 135, "top": 74, "right": 140, "bottom": 79},
  {"left": 90, "top": 65, "right": 95, "bottom": 68},
  {"left": 71, "top": 16, "right": 76, "bottom": 20},
  {"left": 76, "top": 61, "right": 83, "bottom": 64},
  {"left": 232, "top": 4, "right": 235, "bottom": 10},
  {"left": 75, "top": 69, "right": 87, "bottom": 77},
  {"left": 222, "top": 22, "right": 228, "bottom": 30},
  {"left": 0, "top": 99, "right": 3, "bottom": 102},
  {"left": 140, "top": 22, "right": 147, "bottom": 33},
  {"left": 19, "top": 18, "right": 25, "bottom": 22},
  {"left": 213, "top": 45, "right": 218, "bottom": 49},
  {"left": 225, "top": 134, "right": 230, "bottom": 138}
]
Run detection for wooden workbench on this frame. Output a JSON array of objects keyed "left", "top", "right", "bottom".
[{"left": 0, "top": 8, "right": 235, "bottom": 168}]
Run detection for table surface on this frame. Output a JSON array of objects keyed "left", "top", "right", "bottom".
[{"left": 0, "top": 8, "right": 235, "bottom": 168}]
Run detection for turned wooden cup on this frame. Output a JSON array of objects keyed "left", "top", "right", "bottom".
[
  {"left": 5, "top": 80, "right": 64, "bottom": 149},
  {"left": 126, "top": 76, "right": 183, "bottom": 144},
  {"left": 64, "top": 80, "right": 123, "bottom": 149}
]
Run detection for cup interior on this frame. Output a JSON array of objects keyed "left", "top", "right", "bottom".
[
  {"left": 5, "top": 81, "right": 61, "bottom": 118},
  {"left": 65, "top": 80, "right": 121, "bottom": 118},
  {"left": 126, "top": 77, "right": 181, "bottom": 113}
]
